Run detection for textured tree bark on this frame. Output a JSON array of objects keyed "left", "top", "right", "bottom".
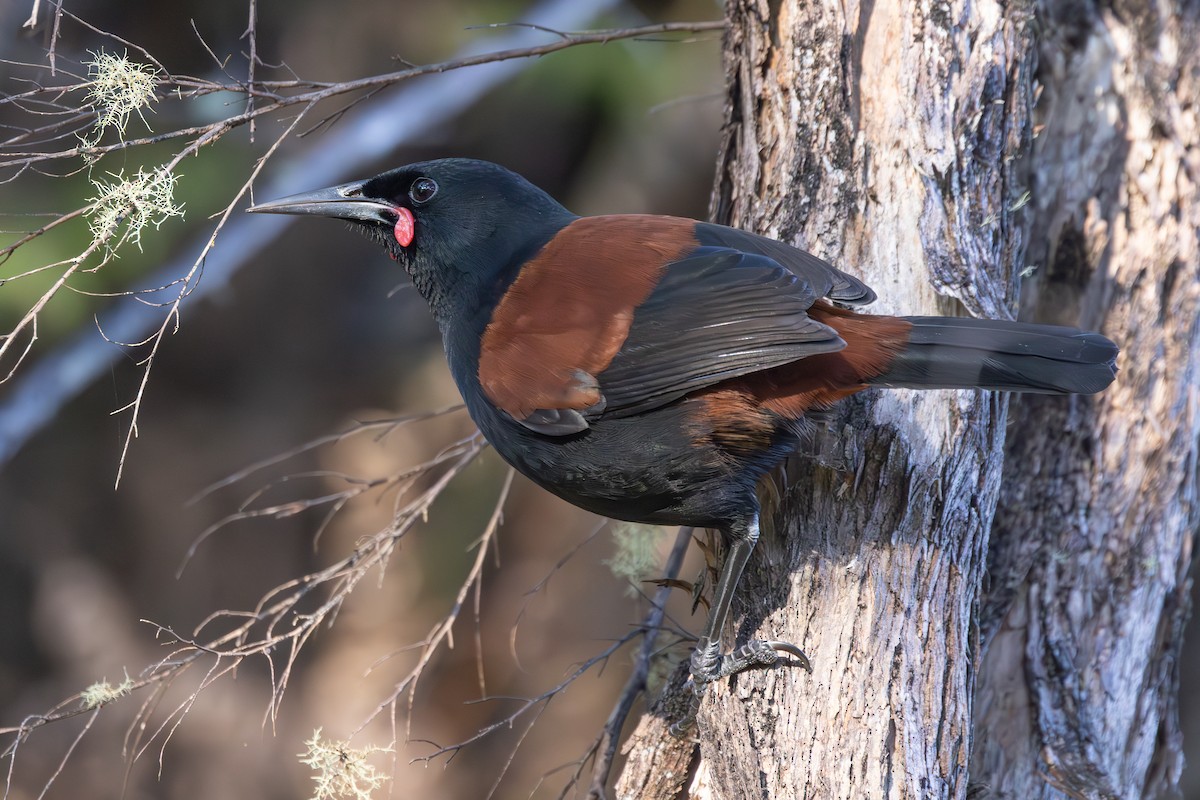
[
  {"left": 616, "top": 0, "right": 1193, "bottom": 798},
  {"left": 694, "top": 2, "right": 1025, "bottom": 798},
  {"left": 973, "top": 4, "right": 1197, "bottom": 798}
]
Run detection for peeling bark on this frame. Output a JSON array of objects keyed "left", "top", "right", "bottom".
[{"left": 615, "top": 0, "right": 1192, "bottom": 797}]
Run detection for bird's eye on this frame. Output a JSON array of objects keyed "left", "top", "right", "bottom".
[{"left": 409, "top": 177, "right": 438, "bottom": 205}]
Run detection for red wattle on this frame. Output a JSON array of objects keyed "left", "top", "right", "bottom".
[{"left": 394, "top": 207, "right": 415, "bottom": 247}]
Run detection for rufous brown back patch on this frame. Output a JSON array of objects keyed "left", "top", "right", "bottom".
[
  {"left": 756, "top": 303, "right": 913, "bottom": 417},
  {"left": 479, "top": 215, "right": 697, "bottom": 420},
  {"left": 688, "top": 386, "right": 777, "bottom": 456}
]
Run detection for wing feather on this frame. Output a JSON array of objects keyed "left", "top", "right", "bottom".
[{"left": 596, "top": 248, "right": 845, "bottom": 416}]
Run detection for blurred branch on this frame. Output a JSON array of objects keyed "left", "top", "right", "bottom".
[
  {"left": 178, "top": 411, "right": 473, "bottom": 576},
  {"left": 21, "top": 0, "right": 42, "bottom": 30},
  {"left": 509, "top": 519, "right": 609, "bottom": 671},
  {"left": 188, "top": 404, "right": 466, "bottom": 505},
  {"left": 585, "top": 526, "right": 692, "bottom": 798}
]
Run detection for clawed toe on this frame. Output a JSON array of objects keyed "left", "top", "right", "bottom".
[
  {"left": 714, "top": 638, "right": 809, "bottom": 678},
  {"left": 672, "top": 637, "right": 810, "bottom": 733},
  {"left": 763, "top": 639, "right": 812, "bottom": 671}
]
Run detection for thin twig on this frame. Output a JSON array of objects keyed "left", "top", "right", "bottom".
[
  {"left": 33, "top": 709, "right": 98, "bottom": 800},
  {"left": 415, "top": 632, "right": 639, "bottom": 766},
  {"left": 47, "top": 1, "right": 64, "bottom": 75},
  {"left": 509, "top": 519, "right": 608, "bottom": 671},
  {"left": 188, "top": 406, "right": 464, "bottom": 503},
  {"left": 60, "top": 9, "right": 170, "bottom": 74},
  {"left": 242, "top": 0, "right": 258, "bottom": 141}
]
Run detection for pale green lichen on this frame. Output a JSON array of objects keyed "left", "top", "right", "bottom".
[
  {"left": 80, "top": 50, "right": 158, "bottom": 147},
  {"left": 299, "top": 729, "right": 392, "bottom": 800},
  {"left": 87, "top": 166, "right": 183, "bottom": 254},
  {"left": 80, "top": 672, "right": 133, "bottom": 709},
  {"left": 605, "top": 522, "right": 665, "bottom": 595}
]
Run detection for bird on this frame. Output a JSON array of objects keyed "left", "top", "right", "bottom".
[{"left": 248, "top": 158, "right": 1118, "bottom": 731}]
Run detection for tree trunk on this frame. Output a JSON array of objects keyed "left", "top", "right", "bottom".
[
  {"left": 616, "top": 1, "right": 1193, "bottom": 798},
  {"left": 973, "top": 3, "right": 1197, "bottom": 797}
]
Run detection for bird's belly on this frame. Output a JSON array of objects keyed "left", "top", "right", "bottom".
[{"left": 468, "top": 398, "right": 784, "bottom": 529}]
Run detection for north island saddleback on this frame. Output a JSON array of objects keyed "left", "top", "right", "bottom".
[{"left": 249, "top": 158, "right": 1118, "bottom": 731}]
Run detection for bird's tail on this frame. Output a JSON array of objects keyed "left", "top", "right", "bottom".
[{"left": 867, "top": 316, "right": 1118, "bottom": 395}]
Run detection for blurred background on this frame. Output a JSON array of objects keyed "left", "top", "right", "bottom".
[
  {"left": 3, "top": 1, "right": 1197, "bottom": 799},
  {"left": 0, "top": 0, "right": 724, "bottom": 797}
]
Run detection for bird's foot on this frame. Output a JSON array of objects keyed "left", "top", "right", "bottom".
[
  {"left": 669, "top": 636, "right": 810, "bottom": 736},
  {"left": 706, "top": 638, "right": 810, "bottom": 678}
]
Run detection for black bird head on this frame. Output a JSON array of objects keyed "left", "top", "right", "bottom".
[{"left": 249, "top": 158, "right": 575, "bottom": 324}]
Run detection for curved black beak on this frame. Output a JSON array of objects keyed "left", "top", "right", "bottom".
[{"left": 247, "top": 180, "right": 396, "bottom": 225}]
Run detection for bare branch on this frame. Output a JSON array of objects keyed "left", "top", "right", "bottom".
[
  {"left": 354, "top": 467, "right": 515, "bottom": 741},
  {"left": 1, "top": 421, "right": 487, "bottom": 797},
  {"left": 509, "top": 520, "right": 607, "bottom": 671},
  {"left": 189, "top": 405, "right": 465, "bottom": 503},
  {"left": 58, "top": 9, "right": 170, "bottom": 75},
  {"left": 415, "top": 633, "right": 637, "bottom": 766},
  {"left": 47, "top": 1, "right": 64, "bottom": 75}
]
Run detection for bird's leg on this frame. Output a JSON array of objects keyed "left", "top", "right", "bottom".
[{"left": 671, "top": 514, "right": 810, "bottom": 735}]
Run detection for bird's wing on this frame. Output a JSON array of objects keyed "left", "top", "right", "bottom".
[
  {"left": 694, "top": 222, "right": 877, "bottom": 305},
  {"left": 476, "top": 215, "right": 864, "bottom": 435},
  {"left": 594, "top": 247, "right": 845, "bottom": 418}
]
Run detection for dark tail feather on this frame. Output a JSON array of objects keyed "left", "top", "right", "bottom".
[{"left": 869, "top": 316, "right": 1118, "bottom": 395}]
